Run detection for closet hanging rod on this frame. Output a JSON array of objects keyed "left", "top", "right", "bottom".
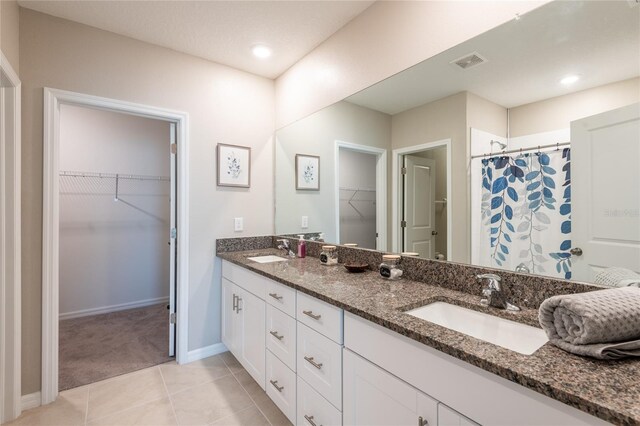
[
  {"left": 59, "top": 170, "right": 170, "bottom": 181},
  {"left": 470, "top": 141, "right": 570, "bottom": 160}
]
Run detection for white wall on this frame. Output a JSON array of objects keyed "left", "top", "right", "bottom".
[
  {"left": 339, "top": 149, "right": 377, "bottom": 249},
  {"left": 1, "top": 0, "right": 20, "bottom": 74},
  {"left": 509, "top": 77, "right": 639, "bottom": 137},
  {"left": 275, "top": 101, "right": 390, "bottom": 242},
  {"left": 20, "top": 9, "right": 274, "bottom": 394},
  {"left": 275, "top": 1, "right": 547, "bottom": 128},
  {"left": 59, "top": 105, "right": 170, "bottom": 319}
]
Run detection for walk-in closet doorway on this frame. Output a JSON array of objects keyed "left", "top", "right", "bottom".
[{"left": 42, "top": 88, "right": 190, "bottom": 405}]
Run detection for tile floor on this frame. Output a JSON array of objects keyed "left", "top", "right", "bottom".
[{"left": 8, "top": 352, "right": 292, "bottom": 426}]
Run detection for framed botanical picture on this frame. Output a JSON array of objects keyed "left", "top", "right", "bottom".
[
  {"left": 295, "top": 154, "right": 320, "bottom": 190},
  {"left": 217, "top": 143, "right": 251, "bottom": 187}
]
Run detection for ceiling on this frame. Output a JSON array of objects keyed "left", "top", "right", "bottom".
[
  {"left": 18, "top": 0, "right": 375, "bottom": 79},
  {"left": 347, "top": 0, "right": 640, "bottom": 114}
]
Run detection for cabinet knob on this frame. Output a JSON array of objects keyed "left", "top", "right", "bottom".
[
  {"left": 269, "top": 379, "right": 284, "bottom": 392},
  {"left": 303, "top": 310, "right": 321, "bottom": 320},
  {"left": 269, "top": 330, "right": 284, "bottom": 340},
  {"left": 304, "top": 415, "right": 319, "bottom": 426},
  {"left": 418, "top": 416, "right": 428, "bottom": 426},
  {"left": 304, "top": 356, "right": 323, "bottom": 370}
]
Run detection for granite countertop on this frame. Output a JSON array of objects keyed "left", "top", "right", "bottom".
[{"left": 218, "top": 248, "right": 640, "bottom": 426}]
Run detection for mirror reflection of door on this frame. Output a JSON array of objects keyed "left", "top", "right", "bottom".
[
  {"left": 572, "top": 103, "right": 640, "bottom": 282},
  {"left": 338, "top": 148, "right": 377, "bottom": 249},
  {"left": 403, "top": 155, "right": 436, "bottom": 258}
]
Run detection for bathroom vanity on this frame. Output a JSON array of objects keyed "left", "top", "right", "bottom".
[{"left": 217, "top": 239, "right": 639, "bottom": 426}]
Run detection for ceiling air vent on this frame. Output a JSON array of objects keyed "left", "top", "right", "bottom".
[{"left": 450, "top": 52, "right": 487, "bottom": 70}]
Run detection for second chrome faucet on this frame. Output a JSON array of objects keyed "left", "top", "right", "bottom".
[{"left": 476, "top": 273, "right": 520, "bottom": 311}]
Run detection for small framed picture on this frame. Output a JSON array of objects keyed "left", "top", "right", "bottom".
[
  {"left": 217, "top": 143, "right": 251, "bottom": 188},
  {"left": 295, "top": 154, "right": 320, "bottom": 190}
]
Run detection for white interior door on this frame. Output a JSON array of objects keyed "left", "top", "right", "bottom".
[
  {"left": 572, "top": 103, "right": 640, "bottom": 281},
  {"left": 403, "top": 155, "right": 436, "bottom": 258},
  {"left": 169, "top": 123, "right": 177, "bottom": 357}
]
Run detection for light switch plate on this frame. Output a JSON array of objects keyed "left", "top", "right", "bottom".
[
  {"left": 234, "top": 217, "right": 243, "bottom": 232},
  {"left": 301, "top": 216, "right": 308, "bottom": 229}
]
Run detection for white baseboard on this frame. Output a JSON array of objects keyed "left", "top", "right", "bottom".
[
  {"left": 21, "top": 392, "right": 41, "bottom": 411},
  {"left": 59, "top": 297, "right": 169, "bottom": 321},
  {"left": 186, "top": 343, "right": 228, "bottom": 363}
]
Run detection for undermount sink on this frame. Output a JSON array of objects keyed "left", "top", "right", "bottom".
[
  {"left": 247, "top": 255, "right": 288, "bottom": 264},
  {"left": 406, "top": 302, "right": 548, "bottom": 355}
]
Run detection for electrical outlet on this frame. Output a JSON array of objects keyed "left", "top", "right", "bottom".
[
  {"left": 301, "top": 216, "right": 309, "bottom": 229},
  {"left": 234, "top": 217, "right": 243, "bottom": 232}
]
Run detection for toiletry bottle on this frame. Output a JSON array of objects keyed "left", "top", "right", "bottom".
[{"left": 297, "top": 235, "right": 306, "bottom": 258}]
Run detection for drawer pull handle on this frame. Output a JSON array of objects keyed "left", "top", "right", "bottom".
[
  {"left": 418, "top": 416, "right": 428, "bottom": 426},
  {"left": 269, "top": 330, "right": 284, "bottom": 340},
  {"left": 269, "top": 292, "right": 283, "bottom": 300},
  {"left": 269, "top": 379, "right": 284, "bottom": 392},
  {"left": 303, "top": 310, "right": 322, "bottom": 320},
  {"left": 304, "top": 414, "right": 321, "bottom": 426},
  {"left": 304, "top": 356, "right": 323, "bottom": 369}
]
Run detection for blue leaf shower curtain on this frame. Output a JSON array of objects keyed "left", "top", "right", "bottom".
[{"left": 478, "top": 148, "right": 572, "bottom": 279}]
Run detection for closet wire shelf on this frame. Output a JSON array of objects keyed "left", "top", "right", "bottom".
[{"left": 59, "top": 170, "right": 170, "bottom": 200}]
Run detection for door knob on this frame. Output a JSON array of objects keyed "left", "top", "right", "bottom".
[
  {"left": 570, "top": 247, "right": 583, "bottom": 256},
  {"left": 431, "top": 230, "right": 438, "bottom": 236}
]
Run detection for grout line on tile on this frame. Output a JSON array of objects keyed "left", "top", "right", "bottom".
[
  {"left": 158, "top": 365, "right": 180, "bottom": 426},
  {"left": 209, "top": 404, "right": 256, "bottom": 426},
  {"left": 226, "top": 364, "right": 277, "bottom": 426},
  {"left": 84, "top": 384, "right": 91, "bottom": 426}
]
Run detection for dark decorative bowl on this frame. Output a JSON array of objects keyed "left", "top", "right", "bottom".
[{"left": 344, "top": 263, "right": 369, "bottom": 273}]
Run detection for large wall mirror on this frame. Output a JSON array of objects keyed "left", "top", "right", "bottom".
[{"left": 275, "top": 0, "right": 640, "bottom": 285}]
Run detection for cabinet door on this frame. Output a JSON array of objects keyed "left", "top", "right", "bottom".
[
  {"left": 438, "top": 404, "right": 478, "bottom": 426},
  {"left": 344, "top": 349, "right": 428, "bottom": 426},
  {"left": 238, "top": 287, "right": 266, "bottom": 388},
  {"left": 221, "top": 278, "right": 238, "bottom": 354}
]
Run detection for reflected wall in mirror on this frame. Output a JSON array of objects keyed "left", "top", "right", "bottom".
[{"left": 275, "top": 0, "right": 640, "bottom": 285}]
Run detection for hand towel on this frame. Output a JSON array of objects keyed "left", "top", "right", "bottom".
[
  {"left": 594, "top": 267, "right": 640, "bottom": 288},
  {"left": 539, "top": 287, "right": 640, "bottom": 359}
]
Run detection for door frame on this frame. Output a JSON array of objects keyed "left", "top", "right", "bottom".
[
  {"left": 0, "top": 50, "right": 22, "bottom": 423},
  {"left": 391, "top": 139, "right": 452, "bottom": 258},
  {"left": 42, "top": 88, "right": 190, "bottom": 405},
  {"left": 334, "top": 140, "right": 387, "bottom": 250}
]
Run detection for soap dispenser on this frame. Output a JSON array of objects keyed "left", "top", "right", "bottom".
[{"left": 297, "top": 235, "right": 306, "bottom": 258}]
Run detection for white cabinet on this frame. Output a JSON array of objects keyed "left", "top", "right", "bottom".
[
  {"left": 343, "top": 349, "right": 437, "bottom": 426},
  {"left": 438, "top": 404, "right": 478, "bottom": 426},
  {"left": 266, "top": 350, "right": 297, "bottom": 423},
  {"left": 297, "top": 291, "right": 344, "bottom": 344},
  {"left": 221, "top": 278, "right": 239, "bottom": 354},
  {"left": 221, "top": 262, "right": 266, "bottom": 389},
  {"left": 298, "top": 376, "right": 343, "bottom": 426},
  {"left": 297, "top": 322, "right": 343, "bottom": 410},
  {"left": 237, "top": 286, "right": 266, "bottom": 386},
  {"left": 267, "top": 304, "right": 297, "bottom": 371}
]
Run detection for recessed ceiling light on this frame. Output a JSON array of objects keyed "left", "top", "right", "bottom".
[
  {"left": 560, "top": 75, "right": 580, "bottom": 85},
  {"left": 252, "top": 44, "right": 272, "bottom": 59}
]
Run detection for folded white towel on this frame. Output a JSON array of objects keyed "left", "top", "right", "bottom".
[
  {"left": 594, "top": 267, "right": 640, "bottom": 288},
  {"left": 539, "top": 287, "right": 640, "bottom": 359}
]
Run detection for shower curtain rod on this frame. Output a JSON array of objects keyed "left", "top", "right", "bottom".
[{"left": 470, "top": 141, "right": 570, "bottom": 160}]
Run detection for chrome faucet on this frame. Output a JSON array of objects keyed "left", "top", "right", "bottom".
[
  {"left": 276, "top": 239, "right": 296, "bottom": 257},
  {"left": 477, "top": 273, "right": 520, "bottom": 311}
]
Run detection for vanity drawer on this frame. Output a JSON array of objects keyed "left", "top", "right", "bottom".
[
  {"left": 266, "top": 279, "right": 296, "bottom": 317},
  {"left": 266, "top": 304, "right": 297, "bottom": 371},
  {"left": 221, "top": 260, "right": 266, "bottom": 300},
  {"left": 266, "top": 350, "right": 296, "bottom": 424},
  {"left": 297, "top": 322, "right": 343, "bottom": 410},
  {"left": 298, "top": 376, "right": 342, "bottom": 426},
  {"left": 297, "top": 291, "right": 343, "bottom": 344}
]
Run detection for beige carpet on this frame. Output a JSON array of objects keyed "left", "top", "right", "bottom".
[{"left": 59, "top": 303, "right": 173, "bottom": 391}]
